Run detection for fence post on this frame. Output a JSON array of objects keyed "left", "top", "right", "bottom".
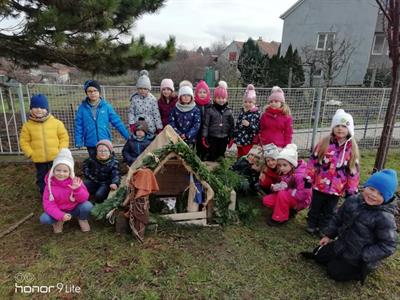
[
  {"left": 17, "top": 83, "right": 27, "bottom": 123},
  {"left": 310, "top": 87, "right": 323, "bottom": 151}
]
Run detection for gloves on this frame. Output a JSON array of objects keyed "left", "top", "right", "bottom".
[
  {"left": 271, "top": 182, "right": 288, "bottom": 192},
  {"left": 129, "top": 124, "right": 136, "bottom": 134},
  {"left": 304, "top": 177, "right": 312, "bottom": 189},
  {"left": 227, "top": 138, "right": 234, "bottom": 149},
  {"left": 202, "top": 137, "right": 209, "bottom": 149}
]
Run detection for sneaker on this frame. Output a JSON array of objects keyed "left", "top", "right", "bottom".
[
  {"left": 266, "top": 218, "right": 287, "bottom": 227},
  {"left": 52, "top": 221, "right": 64, "bottom": 234},
  {"left": 78, "top": 219, "right": 91, "bottom": 232},
  {"left": 306, "top": 227, "right": 319, "bottom": 235}
]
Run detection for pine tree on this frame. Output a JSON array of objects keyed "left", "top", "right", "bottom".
[
  {"left": 0, "top": 0, "right": 175, "bottom": 75},
  {"left": 237, "top": 38, "right": 265, "bottom": 86}
]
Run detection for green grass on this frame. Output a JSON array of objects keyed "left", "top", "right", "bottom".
[{"left": 0, "top": 151, "right": 399, "bottom": 299}]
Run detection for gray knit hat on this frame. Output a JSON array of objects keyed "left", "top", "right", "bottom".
[{"left": 136, "top": 70, "right": 151, "bottom": 90}]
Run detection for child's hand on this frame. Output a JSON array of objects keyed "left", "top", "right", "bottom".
[
  {"left": 202, "top": 137, "right": 209, "bottom": 149},
  {"left": 180, "top": 134, "right": 186, "bottom": 140},
  {"left": 259, "top": 173, "right": 265, "bottom": 181},
  {"left": 63, "top": 214, "right": 72, "bottom": 221},
  {"left": 319, "top": 236, "right": 331, "bottom": 246},
  {"left": 241, "top": 120, "right": 250, "bottom": 127},
  {"left": 68, "top": 177, "right": 82, "bottom": 190},
  {"left": 110, "top": 184, "right": 118, "bottom": 190}
]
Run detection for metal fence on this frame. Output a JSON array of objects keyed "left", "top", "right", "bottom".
[{"left": 0, "top": 84, "right": 399, "bottom": 155}]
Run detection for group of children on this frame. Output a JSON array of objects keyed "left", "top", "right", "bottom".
[{"left": 19, "top": 72, "right": 398, "bottom": 284}]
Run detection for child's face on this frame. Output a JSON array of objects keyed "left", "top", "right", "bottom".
[
  {"left": 86, "top": 87, "right": 100, "bottom": 102},
  {"left": 266, "top": 157, "right": 277, "bottom": 169},
  {"left": 269, "top": 100, "right": 282, "bottom": 109},
  {"left": 96, "top": 145, "right": 111, "bottom": 160},
  {"left": 197, "top": 88, "right": 208, "bottom": 100},
  {"left": 138, "top": 88, "right": 149, "bottom": 97},
  {"left": 333, "top": 125, "right": 349, "bottom": 140},
  {"left": 180, "top": 95, "right": 192, "bottom": 104},
  {"left": 162, "top": 88, "right": 172, "bottom": 98},
  {"left": 243, "top": 100, "right": 255, "bottom": 111},
  {"left": 362, "top": 186, "right": 384, "bottom": 206},
  {"left": 136, "top": 129, "right": 145, "bottom": 139},
  {"left": 31, "top": 107, "right": 47, "bottom": 118},
  {"left": 277, "top": 159, "right": 293, "bottom": 175},
  {"left": 215, "top": 97, "right": 227, "bottom": 105},
  {"left": 54, "top": 163, "right": 70, "bottom": 180},
  {"left": 247, "top": 153, "right": 260, "bottom": 165}
]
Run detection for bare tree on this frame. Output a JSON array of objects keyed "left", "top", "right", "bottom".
[{"left": 214, "top": 57, "right": 241, "bottom": 87}]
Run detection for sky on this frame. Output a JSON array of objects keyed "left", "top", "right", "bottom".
[{"left": 134, "top": 0, "right": 299, "bottom": 49}]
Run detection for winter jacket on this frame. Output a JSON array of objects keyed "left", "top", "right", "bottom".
[
  {"left": 234, "top": 107, "right": 260, "bottom": 146},
  {"left": 279, "top": 160, "right": 312, "bottom": 210},
  {"left": 158, "top": 95, "right": 178, "bottom": 127},
  {"left": 259, "top": 107, "right": 293, "bottom": 147},
  {"left": 20, "top": 115, "right": 69, "bottom": 163},
  {"left": 75, "top": 98, "right": 129, "bottom": 147},
  {"left": 129, "top": 92, "right": 163, "bottom": 134},
  {"left": 169, "top": 105, "right": 201, "bottom": 144},
  {"left": 122, "top": 134, "right": 153, "bottom": 166},
  {"left": 83, "top": 155, "right": 121, "bottom": 186},
  {"left": 259, "top": 167, "right": 280, "bottom": 192},
  {"left": 323, "top": 194, "right": 397, "bottom": 270},
  {"left": 43, "top": 175, "right": 90, "bottom": 221},
  {"left": 306, "top": 137, "right": 360, "bottom": 197},
  {"left": 202, "top": 104, "right": 234, "bottom": 139}
]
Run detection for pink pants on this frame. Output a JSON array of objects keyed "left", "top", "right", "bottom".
[{"left": 262, "top": 190, "right": 297, "bottom": 222}]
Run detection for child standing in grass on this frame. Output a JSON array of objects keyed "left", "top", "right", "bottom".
[
  {"left": 305, "top": 109, "right": 360, "bottom": 235},
  {"left": 20, "top": 94, "right": 69, "bottom": 195},
  {"left": 158, "top": 78, "right": 178, "bottom": 128},
  {"left": 128, "top": 70, "right": 163, "bottom": 135},
  {"left": 301, "top": 169, "right": 398, "bottom": 284},
  {"left": 75, "top": 80, "right": 129, "bottom": 158},
  {"left": 40, "top": 148, "right": 93, "bottom": 233},
  {"left": 194, "top": 80, "right": 211, "bottom": 160}
]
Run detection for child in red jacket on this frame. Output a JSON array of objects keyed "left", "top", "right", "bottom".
[{"left": 259, "top": 143, "right": 280, "bottom": 194}]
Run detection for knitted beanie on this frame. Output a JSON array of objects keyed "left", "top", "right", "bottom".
[
  {"left": 268, "top": 86, "right": 285, "bottom": 103},
  {"left": 263, "top": 143, "right": 279, "bottom": 160},
  {"left": 194, "top": 80, "right": 211, "bottom": 106},
  {"left": 48, "top": 148, "right": 75, "bottom": 201},
  {"left": 244, "top": 84, "right": 256, "bottom": 103},
  {"left": 96, "top": 139, "right": 113, "bottom": 152},
  {"left": 30, "top": 94, "right": 49, "bottom": 110},
  {"left": 214, "top": 80, "right": 228, "bottom": 99},
  {"left": 83, "top": 80, "right": 101, "bottom": 94},
  {"left": 161, "top": 78, "right": 174, "bottom": 91},
  {"left": 136, "top": 70, "right": 151, "bottom": 90},
  {"left": 331, "top": 109, "right": 355, "bottom": 137},
  {"left": 364, "top": 169, "right": 398, "bottom": 203},
  {"left": 178, "top": 85, "right": 194, "bottom": 98},
  {"left": 135, "top": 120, "right": 149, "bottom": 134},
  {"left": 277, "top": 143, "right": 298, "bottom": 167},
  {"left": 179, "top": 80, "right": 193, "bottom": 89}
]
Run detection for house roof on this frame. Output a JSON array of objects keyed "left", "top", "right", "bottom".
[
  {"left": 233, "top": 39, "right": 280, "bottom": 57},
  {"left": 280, "top": 0, "right": 305, "bottom": 19}
]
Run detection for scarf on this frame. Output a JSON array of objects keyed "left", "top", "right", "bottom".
[
  {"left": 176, "top": 101, "right": 196, "bottom": 112},
  {"left": 214, "top": 102, "right": 228, "bottom": 112},
  {"left": 29, "top": 112, "right": 50, "bottom": 122},
  {"left": 266, "top": 107, "right": 283, "bottom": 115}
]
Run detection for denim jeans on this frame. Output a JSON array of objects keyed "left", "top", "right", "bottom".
[{"left": 39, "top": 201, "right": 93, "bottom": 224}]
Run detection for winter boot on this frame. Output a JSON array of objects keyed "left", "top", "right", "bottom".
[
  {"left": 52, "top": 221, "right": 64, "bottom": 234},
  {"left": 78, "top": 219, "right": 91, "bottom": 232}
]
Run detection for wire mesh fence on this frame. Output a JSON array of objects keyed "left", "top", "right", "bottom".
[{"left": 0, "top": 84, "right": 399, "bottom": 155}]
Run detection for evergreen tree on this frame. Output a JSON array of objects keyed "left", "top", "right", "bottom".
[
  {"left": 237, "top": 38, "right": 265, "bottom": 86},
  {"left": 0, "top": 0, "right": 175, "bottom": 75}
]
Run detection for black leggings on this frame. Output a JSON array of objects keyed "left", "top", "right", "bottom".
[{"left": 307, "top": 190, "right": 339, "bottom": 231}]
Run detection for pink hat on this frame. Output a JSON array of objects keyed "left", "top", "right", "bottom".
[
  {"left": 268, "top": 86, "right": 285, "bottom": 103},
  {"left": 194, "top": 80, "right": 210, "bottom": 106},
  {"left": 160, "top": 78, "right": 174, "bottom": 92},
  {"left": 244, "top": 84, "right": 256, "bottom": 103},
  {"left": 96, "top": 139, "right": 113, "bottom": 152},
  {"left": 214, "top": 81, "right": 228, "bottom": 99}
]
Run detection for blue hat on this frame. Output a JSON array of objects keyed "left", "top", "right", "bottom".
[
  {"left": 364, "top": 169, "right": 398, "bottom": 203},
  {"left": 30, "top": 94, "right": 49, "bottom": 110},
  {"left": 83, "top": 80, "right": 101, "bottom": 93}
]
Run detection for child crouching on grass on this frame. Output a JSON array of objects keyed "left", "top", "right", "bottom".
[
  {"left": 259, "top": 143, "right": 280, "bottom": 194},
  {"left": 301, "top": 169, "right": 398, "bottom": 284},
  {"left": 40, "top": 149, "right": 92, "bottom": 233}
]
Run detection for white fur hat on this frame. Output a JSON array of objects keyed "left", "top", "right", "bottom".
[
  {"left": 331, "top": 109, "right": 354, "bottom": 137},
  {"left": 136, "top": 70, "right": 151, "bottom": 90},
  {"left": 277, "top": 144, "right": 298, "bottom": 167},
  {"left": 263, "top": 143, "right": 279, "bottom": 160},
  {"left": 48, "top": 148, "right": 75, "bottom": 201}
]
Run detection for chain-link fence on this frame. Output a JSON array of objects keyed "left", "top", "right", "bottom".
[{"left": 0, "top": 84, "right": 399, "bottom": 155}]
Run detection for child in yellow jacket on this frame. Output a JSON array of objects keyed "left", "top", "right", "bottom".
[{"left": 20, "top": 94, "right": 69, "bottom": 195}]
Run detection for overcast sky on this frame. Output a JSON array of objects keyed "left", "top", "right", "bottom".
[{"left": 134, "top": 0, "right": 299, "bottom": 49}]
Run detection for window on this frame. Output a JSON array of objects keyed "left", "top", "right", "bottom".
[
  {"left": 316, "top": 32, "right": 335, "bottom": 50},
  {"left": 228, "top": 52, "right": 237, "bottom": 61},
  {"left": 372, "top": 34, "right": 385, "bottom": 55}
]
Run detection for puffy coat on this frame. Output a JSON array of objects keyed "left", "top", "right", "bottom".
[
  {"left": 75, "top": 98, "right": 129, "bottom": 147},
  {"left": 20, "top": 115, "right": 69, "bottom": 162},
  {"left": 129, "top": 92, "right": 163, "bottom": 134},
  {"left": 158, "top": 95, "right": 178, "bottom": 127},
  {"left": 169, "top": 105, "right": 201, "bottom": 144},
  {"left": 259, "top": 107, "right": 293, "bottom": 147},
  {"left": 323, "top": 194, "right": 397, "bottom": 270},
  {"left": 234, "top": 107, "right": 260, "bottom": 146},
  {"left": 202, "top": 104, "right": 234, "bottom": 139},
  {"left": 122, "top": 135, "right": 152, "bottom": 166},
  {"left": 280, "top": 160, "right": 312, "bottom": 210},
  {"left": 43, "top": 175, "right": 90, "bottom": 221},
  {"left": 306, "top": 137, "right": 360, "bottom": 196},
  {"left": 259, "top": 167, "right": 280, "bottom": 192},
  {"left": 83, "top": 155, "right": 121, "bottom": 186}
]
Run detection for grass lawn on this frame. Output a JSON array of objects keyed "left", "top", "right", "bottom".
[{"left": 0, "top": 150, "right": 399, "bottom": 299}]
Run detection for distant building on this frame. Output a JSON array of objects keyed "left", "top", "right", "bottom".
[{"left": 30, "top": 63, "right": 75, "bottom": 84}]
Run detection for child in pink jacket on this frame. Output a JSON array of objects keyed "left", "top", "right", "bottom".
[
  {"left": 262, "top": 144, "right": 312, "bottom": 226},
  {"left": 259, "top": 86, "right": 293, "bottom": 148},
  {"left": 39, "top": 148, "right": 93, "bottom": 233}
]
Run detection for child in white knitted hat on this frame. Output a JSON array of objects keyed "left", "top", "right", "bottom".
[{"left": 39, "top": 149, "right": 93, "bottom": 233}]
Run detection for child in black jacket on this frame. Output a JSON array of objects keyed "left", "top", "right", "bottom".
[{"left": 122, "top": 120, "right": 152, "bottom": 166}]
